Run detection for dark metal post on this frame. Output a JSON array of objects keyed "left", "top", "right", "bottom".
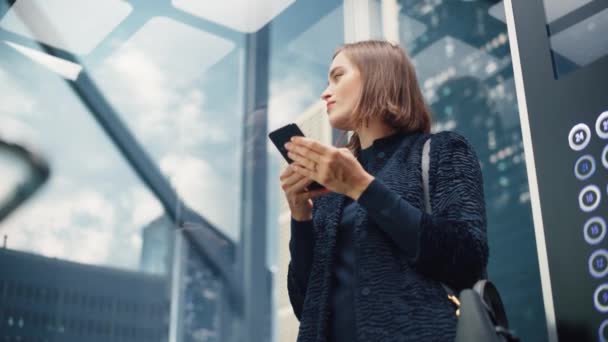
[{"left": 238, "top": 23, "right": 273, "bottom": 342}]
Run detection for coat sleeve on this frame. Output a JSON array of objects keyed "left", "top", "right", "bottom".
[
  {"left": 287, "top": 218, "right": 315, "bottom": 320},
  {"left": 414, "top": 131, "right": 489, "bottom": 291}
]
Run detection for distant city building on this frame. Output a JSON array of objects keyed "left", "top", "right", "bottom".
[
  {"left": 138, "top": 214, "right": 224, "bottom": 341},
  {"left": 180, "top": 247, "right": 222, "bottom": 342},
  {"left": 0, "top": 248, "right": 169, "bottom": 341},
  {"left": 140, "top": 215, "right": 174, "bottom": 275}
]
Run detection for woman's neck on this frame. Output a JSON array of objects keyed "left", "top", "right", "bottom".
[{"left": 356, "top": 122, "right": 397, "bottom": 149}]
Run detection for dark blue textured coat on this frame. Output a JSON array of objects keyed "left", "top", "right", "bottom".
[{"left": 287, "top": 131, "right": 489, "bottom": 342}]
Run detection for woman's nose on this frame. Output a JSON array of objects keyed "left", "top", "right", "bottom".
[{"left": 321, "top": 86, "right": 332, "bottom": 101}]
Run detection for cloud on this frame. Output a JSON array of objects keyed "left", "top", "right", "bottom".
[
  {"left": 0, "top": 71, "right": 40, "bottom": 145},
  {"left": 127, "top": 187, "right": 164, "bottom": 229},
  {"left": 2, "top": 189, "right": 117, "bottom": 264},
  {"left": 160, "top": 154, "right": 238, "bottom": 240},
  {"left": 268, "top": 73, "right": 318, "bottom": 131},
  {"left": 95, "top": 45, "right": 229, "bottom": 153}
]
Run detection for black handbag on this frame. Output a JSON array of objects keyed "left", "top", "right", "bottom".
[{"left": 421, "top": 138, "right": 520, "bottom": 342}]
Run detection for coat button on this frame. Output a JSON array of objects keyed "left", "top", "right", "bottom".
[
  {"left": 361, "top": 287, "right": 371, "bottom": 296},
  {"left": 378, "top": 152, "right": 386, "bottom": 158}
]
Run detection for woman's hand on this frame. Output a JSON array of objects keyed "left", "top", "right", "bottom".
[
  {"left": 285, "top": 136, "right": 374, "bottom": 200},
  {"left": 280, "top": 164, "right": 329, "bottom": 221}
]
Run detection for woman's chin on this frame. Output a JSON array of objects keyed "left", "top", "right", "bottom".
[{"left": 327, "top": 113, "right": 351, "bottom": 130}]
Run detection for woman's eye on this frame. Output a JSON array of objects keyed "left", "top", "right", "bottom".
[{"left": 334, "top": 74, "right": 343, "bottom": 80}]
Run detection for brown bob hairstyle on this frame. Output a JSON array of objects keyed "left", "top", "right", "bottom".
[{"left": 333, "top": 40, "right": 432, "bottom": 153}]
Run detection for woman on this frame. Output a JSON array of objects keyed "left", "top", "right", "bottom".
[{"left": 281, "top": 40, "right": 488, "bottom": 342}]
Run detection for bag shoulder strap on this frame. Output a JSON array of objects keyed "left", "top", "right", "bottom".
[
  {"left": 422, "top": 137, "right": 431, "bottom": 214},
  {"left": 424, "top": 137, "right": 512, "bottom": 335},
  {"left": 422, "top": 138, "right": 455, "bottom": 296}
]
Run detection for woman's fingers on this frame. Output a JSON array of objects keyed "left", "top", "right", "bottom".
[
  {"left": 287, "top": 150, "right": 316, "bottom": 172},
  {"left": 281, "top": 166, "right": 305, "bottom": 186},
  {"left": 285, "top": 172, "right": 313, "bottom": 193},
  {"left": 281, "top": 165, "right": 314, "bottom": 191},
  {"left": 279, "top": 165, "right": 296, "bottom": 180},
  {"left": 308, "top": 187, "right": 331, "bottom": 198}
]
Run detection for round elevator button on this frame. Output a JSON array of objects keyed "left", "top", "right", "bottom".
[
  {"left": 596, "top": 111, "right": 608, "bottom": 139},
  {"left": 575, "top": 155, "right": 595, "bottom": 180},
  {"left": 579, "top": 184, "right": 601, "bottom": 212},
  {"left": 569, "top": 123, "right": 591, "bottom": 151},
  {"left": 589, "top": 249, "right": 608, "bottom": 278},
  {"left": 594, "top": 284, "right": 608, "bottom": 313},
  {"left": 599, "top": 319, "right": 608, "bottom": 342},
  {"left": 584, "top": 217, "right": 606, "bottom": 245}
]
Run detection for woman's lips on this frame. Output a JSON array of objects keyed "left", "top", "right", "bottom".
[{"left": 327, "top": 101, "right": 335, "bottom": 111}]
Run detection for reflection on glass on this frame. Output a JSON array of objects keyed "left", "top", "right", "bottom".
[
  {"left": 0, "top": 137, "right": 50, "bottom": 223},
  {"left": 550, "top": 8, "right": 608, "bottom": 69},
  {"left": 0, "top": 0, "right": 132, "bottom": 54},
  {"left": 285, "top": 5, "right": 343, "bottom": 70},
  {"left": 542, "top": 0, "right": 593, "bottom": 23},
  {"left": 0, "top": 16, "right": 172, "bottom": 338},
  {"left": 85, "top": 15, "right": 245, "bottom": 241},
  {"left": 412, "top": 36, "right": 505, "bottom": 103},
  {"left": 4, "top": 41, "right": 82, "bottom": 80},
  {"left": 0, "top": 61, "right": 164, "bottom": 270},
  {"left": 541, "top": 0, "right": 608, "bottom": 78},
  {"left": 1, "top": 0, "right": 250, "bottom": 340},
  {"left": 172, "top": 0, "right": 296, "bottom": 33},
  {"left": 0, "top": 150, "right": 29, "bottom": 206},
  {"left": 97, "top": 17, "right": 236, "bottom": 85},
  {"left": 398, "top": 13, "right": 426, "bottom": 49},
  {"left": 394, "top": 1, "right": 544, "bottom": 342}
]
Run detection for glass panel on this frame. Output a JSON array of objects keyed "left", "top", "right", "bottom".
[
  {"left": 87, "top": 16, "right": 245, "bottom": 241},
  {"left": 0, "top": 40, "right": 171, "bottom": 340},
  {"left": 0, "top": 54, "right": 165, "bottom": 271},
  {"left": 541, "top": 0, "right": 608, "bottom": 78},
  {"left": 542, "top": 0, "right": 593, "bottom": 22},
  {"left": 0, "top": 0, "right": 251, "bottom": 340},
  {"left": 388, "top": 1, "right": 545, "bottom": 341},
  {"left": 172, "top": 0, "right": 296, "bottom": 33},
  {"left": 0, "top": 0, "right": 247, "bottom": 242},
  {"left": 0, "top": 0, "right": 132, "bottom": 54},
  {"left": 266, "top": 1, "right": 344, "bottom": 341},
  {"left": 549, "top": 7, "right": 608, "bottom": 77}
]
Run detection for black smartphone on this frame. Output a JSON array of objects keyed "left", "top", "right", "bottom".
[{"left": 268, "top": 123, "right": 325, "bottom": 191}]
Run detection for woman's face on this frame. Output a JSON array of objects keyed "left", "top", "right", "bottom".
[{"left": 321, "top": 51, "right": 362, "bottom": 130}]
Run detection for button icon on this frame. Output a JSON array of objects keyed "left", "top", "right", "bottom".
[
  {"left": 569, "top": 123, "right": 591, "bottom": 151},
  {"left": 579, "top": 184, "right": 601, "bottom": 212},
  {"left": 589, "top": 249, "right": 608, "bottom": 278},
  {"left": 584, "top": 217, "right": 606, "bottom": 245},
  {"left": 574, "top": 155, "right": 595, "bottom": 180},
  {"left": 594, "top": 284, "right": 608, "bottom": 313},
  {"left": 596, "top": 111, "right": 608, "bottom": 139}
]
